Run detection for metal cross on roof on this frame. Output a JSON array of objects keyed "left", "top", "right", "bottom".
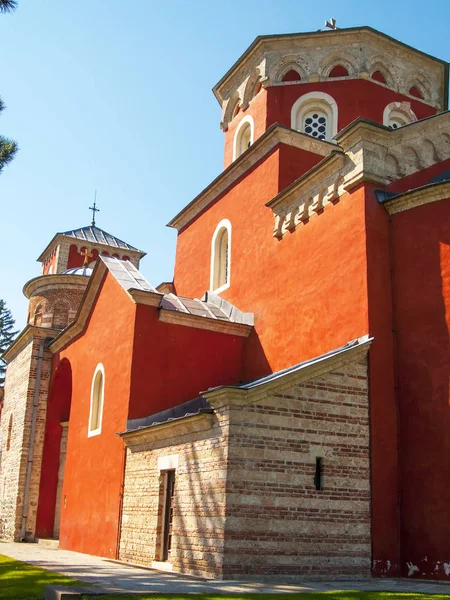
[
  {"left": 80, "top": 248, "right": 93, "bottom": 266},
  {"left": 89, "top": 191, "right": 100, "bottom": 226},
  {"left": 325, "top": 18, "right": 337, "bottom": 30}
]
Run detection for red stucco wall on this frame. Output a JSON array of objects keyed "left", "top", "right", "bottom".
[{"left": 54, "top": 273, "right": 136, "bottom": 558}]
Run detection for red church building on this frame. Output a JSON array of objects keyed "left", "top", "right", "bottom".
[{"left": 1, "top": 25, "right": 450, "bottom": 580}]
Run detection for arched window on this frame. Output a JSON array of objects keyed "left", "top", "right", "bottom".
[
  {"left": 291, "top": 92, "right": 338, "bottom": 142},
  {"left": 34, "top": 304, "right": 43, "bottom": 327},
  {"left": 210, "top": 219, "right": 231, "bottom": 293},
  {"left": 409, "top": 86, "right": 423, "bottom": 99},
  {"left": 282, "top": 69, "right": 302, "bottom": 82},
  {"left": 233, "top": 116, "right": 254, "bottom": 160},
  {"left": 52, "top": 302, "right": 70, "bottom": 330},
  {"left": 383, "top": 102, "right": 417, "bottom": 130},
  {"left": 371, "top": 70, "right": 386, "bottom": 84},
  {"left": 329, "top": 65, "right": 349, "bottom": 78},
  {"left": 88, "top": 364, "right": 105, "bottom": 437}
]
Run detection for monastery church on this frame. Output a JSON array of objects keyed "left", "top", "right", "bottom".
[{"left": 1, "top": 25, "right": 450, "bottom": 581}]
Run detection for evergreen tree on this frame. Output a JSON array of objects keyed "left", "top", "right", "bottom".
[
  {"left": 0, "top": 1, "right": 17, "bottom": 13},
  {"left": 0, "top": 0, "right": 17, "bottom": 172},
  {"left": 0, "top": 300, "right": 18, "bottom": 386}
]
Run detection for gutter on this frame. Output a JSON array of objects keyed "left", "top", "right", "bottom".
[{"left": 20, "top": 338, "right": 48, "bottom": 541}]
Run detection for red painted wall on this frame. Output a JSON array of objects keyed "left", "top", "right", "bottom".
[
  {"left": 55, "top": 272, "right": 136, "bottom": 558},
  {"left": 36, "top": 358, "right": 73, "bottom": 538},
  {"left": 128, "top": 305, "right": 245, "bottom": 419},
  {"left": 391, "top": 198, "right": 450, "bottom": 579},
  {"left": 265, "top": 80, "right": 436, "bottom": 132},
  {"left": 387, "top": 158, "right": 450, "bottom": 194},
  {"left": 174, "top": 148, "right": 369, "bottom": 380}
]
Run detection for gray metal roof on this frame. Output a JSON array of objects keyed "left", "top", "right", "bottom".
[
  {"left": 208, "top": 335, "right": 371, "bottom": 392},
  {"left": 100, "top": 256, "right": 157, "bottom": 293},
  {"left": 61, "top": 225, "right": 143, "bottom": 253},
  {"left": 124, "top": 396, "right": 213, "bottom": 434}
]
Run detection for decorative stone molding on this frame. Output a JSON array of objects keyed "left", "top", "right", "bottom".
[
  {"left": 382, "top": 181, "right": 450, "bottom": 215},
  {"left": 213, "top": 27, "right": 447, "bottom": 120},
  {"left": 168, "top": 124, "right": 336, "bottom": 231},
  {"left": 269, "top": 111, "right": 450, "bottom": 237}
]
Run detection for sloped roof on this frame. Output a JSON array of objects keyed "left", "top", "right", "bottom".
[
  {"left": 61, "top": 225, "right": 143, "bottom": 252},
  {"left": 125, "top": 397, "right": 213, "bottom": 434}
]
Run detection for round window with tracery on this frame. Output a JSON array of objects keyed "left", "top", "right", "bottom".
[
  {"left": 388, "top": 117, "right": 407, "bottom": 130},
  {"left": 303, "top": 110, "right": 327, "bottom": 140}
]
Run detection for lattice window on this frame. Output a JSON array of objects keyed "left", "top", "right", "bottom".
[{"left": 303, "top": 110, "right": 328, "bottom": 140}]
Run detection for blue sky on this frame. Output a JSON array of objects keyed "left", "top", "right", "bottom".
[{"left": 1, "top": 0, "right": 449, "bottom": 324}]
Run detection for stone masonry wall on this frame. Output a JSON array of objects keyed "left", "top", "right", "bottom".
[
  {"left": 0, "top": 334, "right": 53, "bottom": 541},
  {"left": 223, "top": 358, "right": 371, "bottom": 579},
  {"left": 119, "top": 414, "right": 229, "bottom": 578}
]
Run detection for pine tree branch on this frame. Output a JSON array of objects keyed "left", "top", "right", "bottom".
[
  {"left": 0, "top": 0, "right": 17, "bottom": 13},
  {"left": 0, "top": 136, "right": 18, "bottom": 171}
]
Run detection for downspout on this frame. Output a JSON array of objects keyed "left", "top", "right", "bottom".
[{"left": 20, "top": 338, "right": 46, "bottom": 541}]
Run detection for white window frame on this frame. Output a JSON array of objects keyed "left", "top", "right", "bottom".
[
  {"left": 210, "top": 219, "right": 231, "bottom": 294},
  {"left": 88, "top": 363, "right": 105, "bottom": 437},
  {"left": 383, "top": 102, "right": 417, "bottom": 129},
  {"left": 232, "top": 115, "right": 254, "bottom": 161},
  {"left": 291, "top": 91, "right": 338, "bottom": 141}
]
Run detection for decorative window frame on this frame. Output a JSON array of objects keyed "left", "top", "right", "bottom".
[
  {"left": 383, "top": 102, "right": 417, "bottom": 129},
  {"left": 88, "top": 363, "right": 105, "bottom": 437},
  {"left": 291, "top": 91, "right": 338, "bottom": 141},
  {"left": 210, "top": 219, "right": 231, "bottom": 294},
  {"left": 232, "top": 115, "right": 254, "bottom": 161}
]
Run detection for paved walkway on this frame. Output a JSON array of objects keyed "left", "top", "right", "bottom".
[{"left": 2, "top": 541, "right": 450, "bottom": 595}]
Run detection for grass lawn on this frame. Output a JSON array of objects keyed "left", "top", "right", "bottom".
[
  {"left": 0, "top": 553, "right": 86, "bottom": 599},
  {"left": 82, "top": 594, "right": 450, "bottom": 600}
]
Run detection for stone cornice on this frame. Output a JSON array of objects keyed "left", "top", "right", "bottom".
[
  {"left": 213, "top": 27, "right": 447, "bottom": 109},
  {"left": 3, "top": 325, "right": 60, "bottom": 364},
  {"left": 159, "top": 308, "right": 252, "bottom": 337},
  {"left": 119, "top": 413, "right": 215, "bottom": 448},
  {"left": 167, "top": 124, "right": 335, "bottom": 232},
  {"left": 128, "top": 288, "right": 163, "bottom": 307},
  {"left": 204, "top": 337, "right": 372, "bottom": 409},
  {"left": 383, "top": 180, "right": 450, "bottom": 215},
  {"left": 23, "top": 274, "right": 89, "bottom": 299}
]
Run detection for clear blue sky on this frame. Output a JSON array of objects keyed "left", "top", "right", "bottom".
[{"left": 1, "top": 0, "right": 449, "bottom": 324}]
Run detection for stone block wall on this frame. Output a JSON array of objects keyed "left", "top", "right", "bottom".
[
  {"left": 119, "top": 414, "right": 229, "bottom": 578},
  {"left": 223, "top": 358, "right": 371, "bottom": 579},
  {"left": 0, "top": 334, "right": 53, "bottom": 541},
  {"left": 119, "top": 355, "right": 371, "bottom": 580}
]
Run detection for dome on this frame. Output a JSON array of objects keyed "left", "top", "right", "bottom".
[{"left": 61, "top": 266, "right": 93, "bottom": 276}]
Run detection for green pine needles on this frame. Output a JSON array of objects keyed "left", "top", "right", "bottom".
[
  {"left": 0, "top": 300, "right": 17, "bottom": 386},
  {"left": 0, "top": 0, "right": 18, "bottom": 172}
]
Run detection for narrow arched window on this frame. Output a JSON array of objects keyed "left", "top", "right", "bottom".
[
  {"left": 233, "top": 116, "right": 254, "bottom": 161},
  {"left": 383, "top": 103, "right": 416, "bottom": 130},
  {"left": 372, "top": 70, "right": 386, "bottom": 84},
  {"left": 210, "top": 220, "right": 231, "bottom": 293},
  {"left": 282, "top": 70, "right": 301, "bottom": 82},
  {"left": 52, "top": 302, "right": 70, "bottom": 330},
  {"left": 88, "top": 364, "right": 105, "bottom": 437},
  {"left": 34, "top": 304, "right": 43, "bottom": 327},
  {"left": 329, "top": 65, "right": 349, "bottom": 78}
]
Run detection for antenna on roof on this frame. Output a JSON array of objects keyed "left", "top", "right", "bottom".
[
  {"left": 89, "top": 190, "right": 100, "bottom": 227},
  {"left": 325, "top": 18, "right": 337, "bottom": 30}
]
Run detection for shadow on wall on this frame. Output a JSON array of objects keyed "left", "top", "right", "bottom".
[{"left": 392, "top": 204, "right": 450, "bottom": 579}]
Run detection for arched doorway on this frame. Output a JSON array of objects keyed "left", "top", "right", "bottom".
[{"left": 35, "top": 358, "right": 72, "bottom": 539}]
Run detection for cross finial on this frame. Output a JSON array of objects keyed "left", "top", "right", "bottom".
[
  {"left": 80, "top": 248, "right": 93, "bottom": 266},
  {"left": 89, "top": 190, "right": 100, "bottom": 226},
  {"left": 325, "top": 18, "right": 337, "bottom": 30}
]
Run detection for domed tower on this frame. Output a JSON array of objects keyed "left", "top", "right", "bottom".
[
  {"left": 0, "top": 220, "right": 145, "bottom": 543},
  {"left": 216, "top": 26, "right": 448, "bottom": 168}
]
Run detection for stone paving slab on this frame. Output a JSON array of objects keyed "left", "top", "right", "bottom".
[{"left": 2, "top": 541, "right": 450, "bottom": 595}]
